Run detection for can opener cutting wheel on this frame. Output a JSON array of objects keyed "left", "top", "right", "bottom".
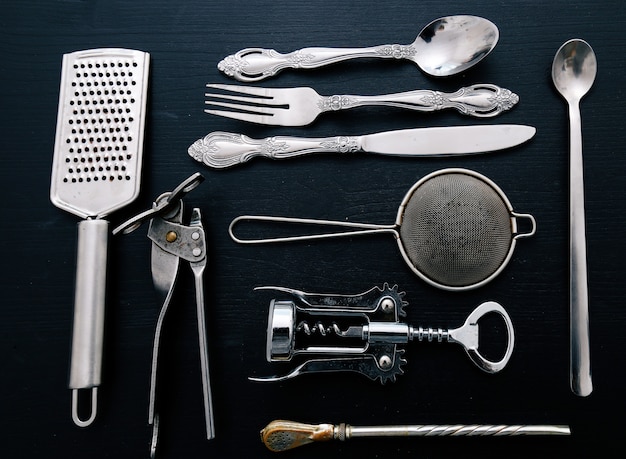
[
  {"left": 250, "top": 284, "right": 515, "bottom": 383},
  {"left": 113, "top": 173, "right": 215, "bottom": 457}
]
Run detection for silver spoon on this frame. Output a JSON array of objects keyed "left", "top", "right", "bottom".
[
  {"left": 551, "top": 38, "right": 597, "bottom": 397},
  {"left": 218, "top": 15, "right": 499, "bottom": 82}
]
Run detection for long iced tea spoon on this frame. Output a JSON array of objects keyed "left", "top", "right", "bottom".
[{"left": 551, "top": 38, "right": 597, "bottom": 397}]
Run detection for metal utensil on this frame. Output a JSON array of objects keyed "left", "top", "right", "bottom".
[
  {"left": 50, "top": 48, "right": 150, "bottom": 427},
  {"left": 218, "top": 15, "right": 498, "bottom": 82},
  {"left": 188, "top": 124, "right": 535, "bottom": 169},
  {"left": 229, "top": 168, "right": 536, "bottom": 291},
  {"left": 250, "top": 284, "right": 515, "bottom": 383},
  {"left": 204, "top": 83, "right": 519, "bottom": 126},
  {"left": 260, "top": 420, "right": 571, "bottom": 452},
  {"left": 113, "top": 173, "right": 215, "bottom": 458},
  {"left": 551, "top": 39, "right": 597, "bottom": 397}
]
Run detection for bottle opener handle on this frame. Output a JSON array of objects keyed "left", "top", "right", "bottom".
[{"left": 447, "top": 301, "right": 515, "bottom": 374}]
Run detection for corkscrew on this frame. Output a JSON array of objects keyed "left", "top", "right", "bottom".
[{"left": 249, "top": 284, "right": 514, "bottom": 383}]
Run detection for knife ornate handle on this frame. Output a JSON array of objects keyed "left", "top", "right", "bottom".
[
  {"left": 188, "top": 131, "right": 362, "bottom": 169},
  {"left": 325, "top": 84, "right": 518, "bottom": 118},
  {"left": 218, "top": 45, "right": 409, "bottom": 82}
]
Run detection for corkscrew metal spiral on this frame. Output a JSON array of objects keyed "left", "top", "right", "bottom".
[{"left": 296, "top": 321, "right": 343, "bottom": 337}]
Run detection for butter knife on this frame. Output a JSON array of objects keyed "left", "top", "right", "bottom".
[{"left": 188, "top": 125, "right": 536, "bottom": 169}]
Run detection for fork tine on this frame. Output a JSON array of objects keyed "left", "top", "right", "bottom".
[
  {"left": 204, "top": 83, "right": 309, "bottom": 126},
  {"left": 205, "top": 92, "right": 277, "bottom": 106},
  {"left": 203, "top": 108, "right": 273, "bottom": 124},
  {"left": 206, "top": 83, "right": 274, "bottom": 98},
  {"left": 204, "top": 99, "right": 277, "bottom": 116}
]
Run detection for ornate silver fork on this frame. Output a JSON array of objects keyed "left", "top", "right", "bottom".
[{"left": 204, "top": 83, "right": 518, "bottom": 126}]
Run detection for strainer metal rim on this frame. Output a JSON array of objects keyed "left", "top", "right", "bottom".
[{"left": 393, "top": 167, "right": 533, "bottom": 291}]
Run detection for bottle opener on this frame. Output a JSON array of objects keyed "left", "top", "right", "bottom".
[{"left": 250, "top": 284, "right": 515, "bottom": 384}]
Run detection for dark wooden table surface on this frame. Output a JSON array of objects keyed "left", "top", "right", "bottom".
[{"left": 2, "top": 1, "right": 625, "bottom": 457}]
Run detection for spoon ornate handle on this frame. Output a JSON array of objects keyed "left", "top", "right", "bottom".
[{"left": 217, "top": 44, "right": 416, "bottom": 82}]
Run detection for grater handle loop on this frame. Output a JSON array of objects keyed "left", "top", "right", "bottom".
[{"left": 71, "top": 387, "right": 98, "bottom": 427}]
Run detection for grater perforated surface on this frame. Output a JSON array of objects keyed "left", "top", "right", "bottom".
[{"left": 50, "top": 48, "right": 150, "bottom": 219}]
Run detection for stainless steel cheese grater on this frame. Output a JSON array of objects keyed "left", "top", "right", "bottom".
[{"left": 50, "top": 48, "right": 150, "bottom": 427}]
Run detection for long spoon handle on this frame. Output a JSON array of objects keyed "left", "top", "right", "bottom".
[{"left": 568, "top": 101, "right": 592, "bottom": 397}]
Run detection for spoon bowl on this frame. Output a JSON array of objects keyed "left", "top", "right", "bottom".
[
  {"left": 552, "top": 39, "right": 597, "bottom": 102},
  {"left": 412, "top": 15, "right": 499, "bottom": 76},
  {"left": 218, "top": 15, "right": 499, "bottom": 82},
  {"left": 551, "top": 38, "right": 597, "bottom": 398}
]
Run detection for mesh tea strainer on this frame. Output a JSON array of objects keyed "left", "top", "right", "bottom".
[{"left": 229, "top": 168, "right": 536, "bottom": 291}]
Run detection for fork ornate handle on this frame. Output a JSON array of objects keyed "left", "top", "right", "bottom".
[
  {"left": 218, "top": 45, "right": 412, "bottom": 82},
  {"left": 321, "top": 84, "right": 518, "bottom": 118},
  {"left": 188, "top": 132, "right": 362, "bottom": 169}
]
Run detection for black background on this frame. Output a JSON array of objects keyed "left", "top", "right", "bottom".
[{"left": 2, "top": 1, "right": 625, "bottom": 458}]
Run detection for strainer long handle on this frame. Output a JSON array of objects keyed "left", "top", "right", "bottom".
[{"left": 229, "top": 215, "right": 397, "bottom": 244}]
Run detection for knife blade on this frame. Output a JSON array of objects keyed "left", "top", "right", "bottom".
[
  {"left": 188, "top": 125, "right": 536, "bottom": 169},
  {"left": 363, "top": 124, "right": 535, "bottom": 155}
]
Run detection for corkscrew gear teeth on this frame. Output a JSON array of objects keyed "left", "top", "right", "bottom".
[{"left": 249, "top": 284, "right": 514, "bottom": 383}]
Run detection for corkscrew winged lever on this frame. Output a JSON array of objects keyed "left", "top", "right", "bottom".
[
  {"left": 113, "top": 173, "right": 215, "bottom": 458},
  {"left": 249, "top": 284, "right": 514, "bottom": 383}
]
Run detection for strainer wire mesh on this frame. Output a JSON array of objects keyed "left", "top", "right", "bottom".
[{"left": 399, "top": 172, "right": 513, "bottom": 288}]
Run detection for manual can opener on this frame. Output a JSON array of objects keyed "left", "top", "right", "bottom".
[{"left": 113, "top": 173, "right": 214, "bottom": 457}]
